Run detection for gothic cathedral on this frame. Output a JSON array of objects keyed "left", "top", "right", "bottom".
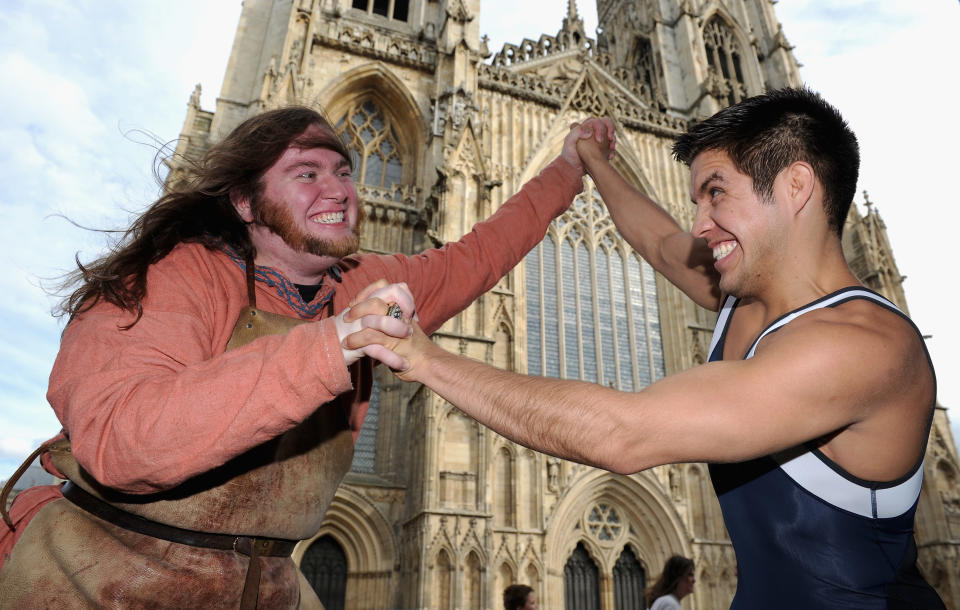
[{"left": 169, "top": 1, "right": 960, "bottom": 607}]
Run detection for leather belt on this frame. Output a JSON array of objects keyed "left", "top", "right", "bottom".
[{"left": 61, "top": 481, "right": 298, "bottom": 609}]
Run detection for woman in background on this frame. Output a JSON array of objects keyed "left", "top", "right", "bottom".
[{"left": 647, "top": 555, "right": 696, "bottom": 610}]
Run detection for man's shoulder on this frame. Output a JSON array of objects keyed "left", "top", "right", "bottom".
[
  {"left": 757, "top": 292, "right": 933, "bottom": 412},
  {"left": 154, "top": 242, "right": 235, "bottom": 275},
  {"left": 778, "top": 294, "right": 921, "bottom": 355},
  {"left": 144, "top": 242, "right": 243, "bottom": 302}
]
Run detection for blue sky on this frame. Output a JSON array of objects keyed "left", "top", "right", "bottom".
[{"left": 1, "top": 0, "right": 958, "bottom": 480}]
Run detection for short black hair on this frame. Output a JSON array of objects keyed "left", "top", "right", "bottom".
[
  {"left": 503, "top": 584, "right": 533, "bottom": 610},
  {"left": 673, "top": 87, "right": 859, "bottom": 237}
]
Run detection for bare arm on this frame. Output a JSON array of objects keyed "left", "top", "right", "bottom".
[
  {"left": 348, "top": 309, "right": 925, "bottom": 478},
  {"left": 576, "top": 120, "right": 721, "bottom": 310}
]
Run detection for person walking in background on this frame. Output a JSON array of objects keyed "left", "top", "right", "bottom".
[
  {"left": 647, "top": 555, "right": 695, "bottom": 610},
  {"left": 504, "top": 583, "right": 537, "bottom": 610}
]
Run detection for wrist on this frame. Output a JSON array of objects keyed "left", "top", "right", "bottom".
[
  {"left": 557, "top": 153, "right": 584, "bottom": 176},
  {"left": 400, "top": 337, "right": 444, "bottom": 385}
]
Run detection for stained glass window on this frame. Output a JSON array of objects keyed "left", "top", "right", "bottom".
[
  {"left": 613, "top": 546, "right": 647, "bottom": 609},
  {"left": 564, "top": 542, "right": 600, "bottom": 610},
  {"left": 524, "top": 182, "right": 665, "bottom": 389},
  {"left": 301, "top": 536, "right": 347, "bottom": 610},
  {"left": 335, "top": 100, "right": 404, "bottom": 189}
]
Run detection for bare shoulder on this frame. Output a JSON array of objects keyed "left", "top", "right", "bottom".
[
  {"left": 762, "top": 298, "right": 931, "bottom": 388},
  {"left": 762, "top": 297, "right": 923, "bottom": 356},
  {"left": 756, "top": 297, "right": 934, "bottom": 479}
]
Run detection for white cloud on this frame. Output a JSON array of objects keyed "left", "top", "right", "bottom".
[
  {"left": 0, "top": 437, "right": 34, "bottom": 461},
  {"left": 0, "top": 52, "right": 103, "bottom": 133}
]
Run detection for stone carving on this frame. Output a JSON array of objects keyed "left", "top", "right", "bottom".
[
  {"left": 188, "top": 84, "right": 201, "bottom": 109},
  {"left": 432, "top": 87, "right": 479, "bottom": 139},
  {"left": 626, "top": 0, "right": 661, "bottom": 35},
  {"left": 445, "top": 0, "right": 474, "bottom": 25},
  {"left": 316, "top": 23, "right": 436, "bottom": 69},
  {"left": 547, "top": 457, "right": 561, "bottom": 493}
]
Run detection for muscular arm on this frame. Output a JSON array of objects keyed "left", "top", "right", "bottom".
[
  {"left": 356, "top": 307, "right": 927, "bottom": 478},
  {"left": 577, "top": 125, "right": 721, "bottom": 310}
]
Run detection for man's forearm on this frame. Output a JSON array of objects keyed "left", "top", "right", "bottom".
[{"left": 412, "top": 343, "right": 646, "bottom": 474}]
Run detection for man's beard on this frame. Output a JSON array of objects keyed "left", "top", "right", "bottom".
[{"left": 250, "top": 193, "right": 364, "bottom": 259}]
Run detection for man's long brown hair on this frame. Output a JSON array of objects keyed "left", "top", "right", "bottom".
[{"left": 57, "top": 106, "right": 351, "bottom": 325}]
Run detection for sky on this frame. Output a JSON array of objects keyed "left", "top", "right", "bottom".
[{"left": 0, "top": 0, "right": 957, "bottom": 481}]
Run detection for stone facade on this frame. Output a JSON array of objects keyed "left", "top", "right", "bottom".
[{"left": 169, "top": 1, "right": 960, "bottom": 608}]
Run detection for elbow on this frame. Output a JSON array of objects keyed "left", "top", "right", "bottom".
[
  {"left": 605, "top": 460, "right": 639, "bottom": 477},
  {"left": 603, "top": 453, "right": 656, "bottom": 476},
  {"left": 593, "top": 431, "right": 658, "bottom": 476},
  {"left": 71, "top": 441, "right": 179, "bottom": 495}
]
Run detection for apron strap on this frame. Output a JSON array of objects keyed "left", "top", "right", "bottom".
[
  {"left": 0, "top": 438, "right": 59, "bottom": 531},
  {"left": 244, "top": 251, "right": 257, "bottom": 309}
]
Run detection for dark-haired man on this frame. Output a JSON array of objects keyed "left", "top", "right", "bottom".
[
  {"left": 0, "top": 107, "right": 613, "bottom": 608},
  {"left": 353, "top": 88, "right": 944, "bottom": 608}
]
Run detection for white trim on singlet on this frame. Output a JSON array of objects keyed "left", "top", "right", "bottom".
[
  {"left": 733, "top": 288, "right": 924, "bottom": 519},
  {"left": 744, "top": 288, "right": 892, "bottom": 358},
  {"left": 706, "top": 295, "right": 737, "bottom": 360},
  {"left": 773, "top": 448, "right": 924, "bottom": 519}
]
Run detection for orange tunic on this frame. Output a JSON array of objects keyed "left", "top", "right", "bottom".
[{"left": 0, "top": 159, "right": 581, "bottom": 607}]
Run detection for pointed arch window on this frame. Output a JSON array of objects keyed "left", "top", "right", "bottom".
[
  {"left": 335, "top": 99, "right": 404, "bottom": 188},
  {"left": 564, "top": 542, "right": 600, "bottom": 610},
  {"left": 301, "top": 535, "right": 347, "bottom": 610},
  {"left": 525, "top": 182, "right": 665, "bottom": 389},
  {"left": 630, "top": 36, "right": 661, "bottom": 103},
  {"left": 614, "top": 546, "right": 647, "bottom": 609},
  {"left": 703, "top": 16, "right": 747, "bottom": 106}
]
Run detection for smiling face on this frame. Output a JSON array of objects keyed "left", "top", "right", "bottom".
[
  {"left": 237, "top": 125, "right": 363, "bottom": 281},
  {"left": 689, "top": 149, "right": 786, "bottom": 298}
]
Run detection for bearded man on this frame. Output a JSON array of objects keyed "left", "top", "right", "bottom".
[{"left": 0, "top": 106, "right": 612, "bottom": 608}]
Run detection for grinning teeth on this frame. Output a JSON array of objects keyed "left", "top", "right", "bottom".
[
  {"left": 312, "top": 211, "right": 344, "bottom": 224},
  {"left": 713, "top": 241, "right": 736, "bottom": 261}
]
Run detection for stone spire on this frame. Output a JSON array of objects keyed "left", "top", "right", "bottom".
[{"left": 562, "top": 0, "right": 586, "bottom": 40}]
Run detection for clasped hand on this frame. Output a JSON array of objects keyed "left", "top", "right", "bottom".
[
  {"left": 336, "top": 279, "right": 433, "bottom": 379},
  {"left": 335, "top": 280, "right": 417, "bottom": 369},
  {"left": 560, "top": 116, "right": 616, "bottom": 174}
]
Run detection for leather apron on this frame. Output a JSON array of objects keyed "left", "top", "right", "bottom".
[{"left": 0, "top": 264, "right": 356, "bottom": 609}]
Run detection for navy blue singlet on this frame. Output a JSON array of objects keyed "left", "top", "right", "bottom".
[{"left": 707, "top": 287, "right": 944, "bottom": 609}]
